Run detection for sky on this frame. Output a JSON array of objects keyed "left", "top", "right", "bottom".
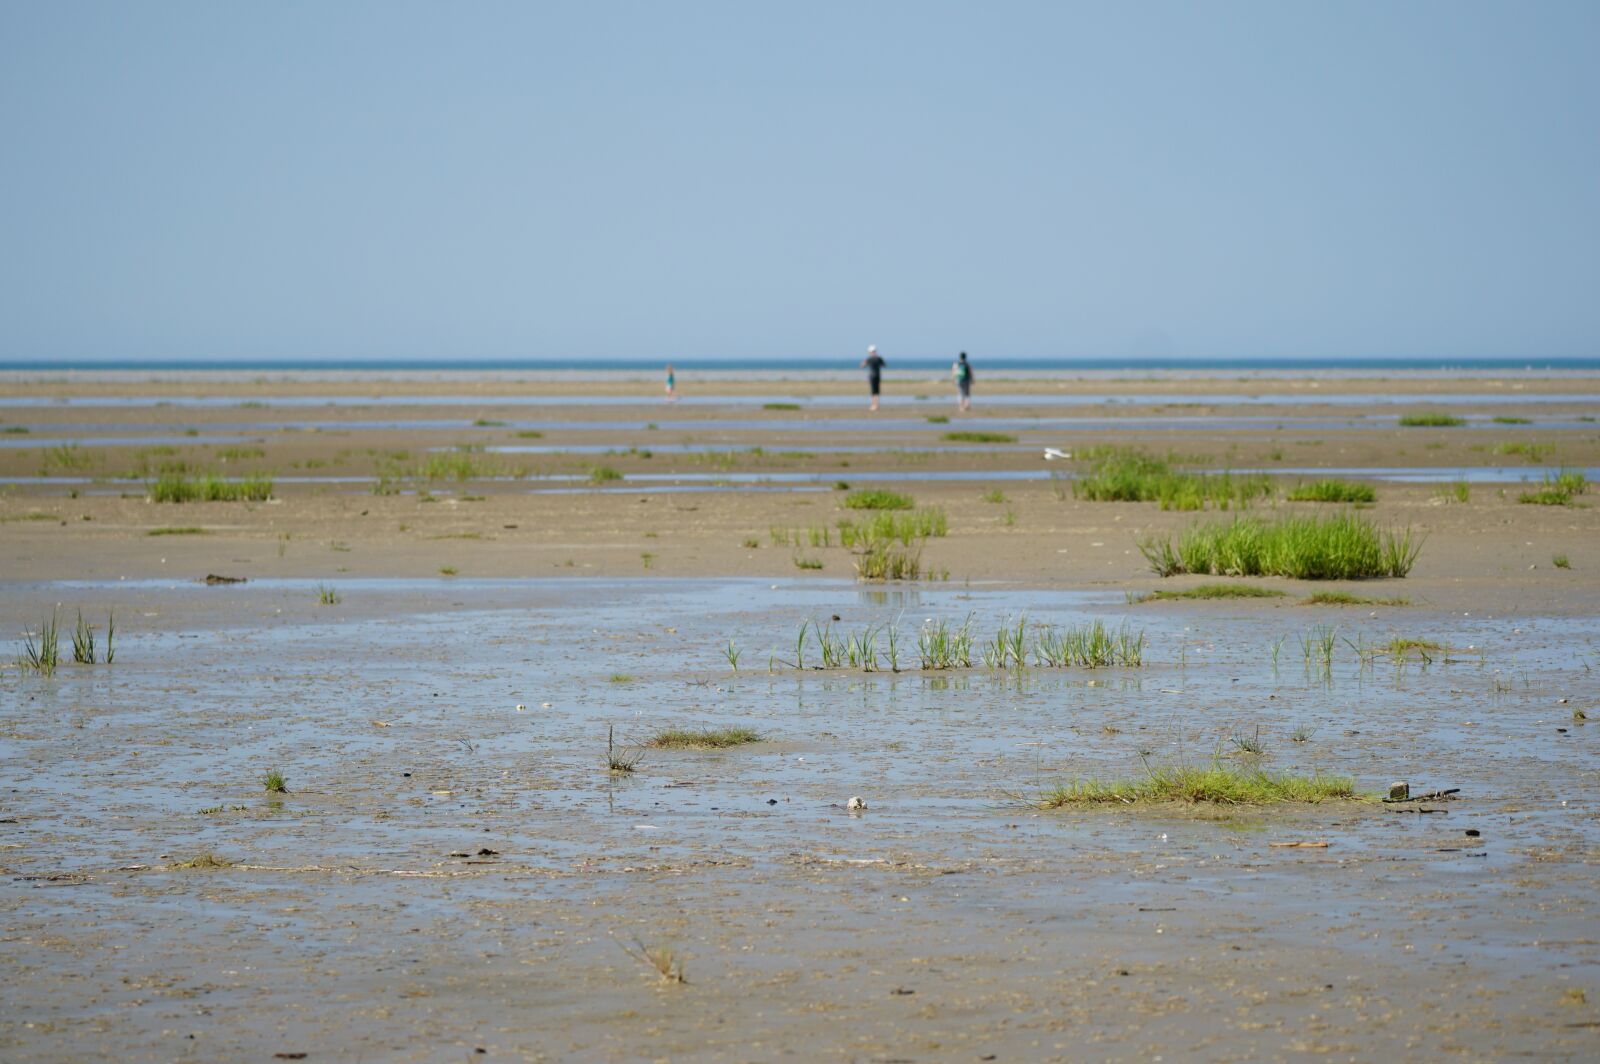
[{"left": 1, "top": 1, "right": 1597, "bottom": 364}]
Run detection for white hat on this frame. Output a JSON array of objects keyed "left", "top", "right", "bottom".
[{"left": 867, "top": 345, "right": 877, "bottom": 353}]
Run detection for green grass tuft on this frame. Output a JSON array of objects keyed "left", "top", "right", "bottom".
[
  {"left": 943, "top": 430, "right": 1017, "bottom": 444},
  {"left": 262, "top": 768, "right": 288, "bottom": 793},
  {"left": 588, "top": 465, "right": 624, "bottom": 483},
  {"left": 1140, "top": 583, "right": 1286, "bottom": 601},
  {"left": 1398, "top": 413, "right": 1465, "bottom": 427},
  {"left": 1039, "top": 759, "right": 1365, "bottom": 806},
  {"left": 762, "top": 402, "right": 801, "bottom": 411},
  {"left": 1303, "top": 591, "right": 1410, "bottom": 606},
  {"left": 853, "top": 542, "right": 923, "bottom": 581},
  {"left": 147, "top": 526, "right": 207, "bottom": 536},
  {"left": 1138, "top": 513, "right": 1423, "bottom": 580},
  {"left": 1518, "top": 468, "right": 1586, "bottom": 506},
  {"left": 1073, "top": 446, "right": 1272, "bottom": 511},
  {"left": 1286, "top": 480, "right": 1376, "bottom": 504},
  {"left": 651, "top": 726, "right": 763, "bottom": 749},
  {"left": 843, "top": 488, "right": 914, "bottom": 510},
  {"left": 148, "top": 473, "right": 273, "bottom": 503}
]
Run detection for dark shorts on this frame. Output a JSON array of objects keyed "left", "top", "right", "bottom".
[
  {"left": 869, "top": 376, "right": 881, "bottom": 395},
  {"left": 958, "top": 380, "right": 971, "bottom": 396}
]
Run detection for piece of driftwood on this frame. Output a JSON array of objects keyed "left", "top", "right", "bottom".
[{"left": 1383, "top": 788, "right": 1460, "bottom": 804}]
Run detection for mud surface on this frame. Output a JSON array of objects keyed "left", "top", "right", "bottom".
[{"left": 2, "top": 577, "right": 1597, "bottom": 1061}]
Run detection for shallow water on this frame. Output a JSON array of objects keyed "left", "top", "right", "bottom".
[
  {"left": 7, "top": 391, "right": 1600, "bottom": 409},
  {"left": 6, "top": 413, "right": 1599, "bottom": 438},
  {"left": 3, "top": 576, "right": 1596, "bottom": 1058}
]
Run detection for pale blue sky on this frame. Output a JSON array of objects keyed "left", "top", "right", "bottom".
[{"left": 2, "top": 1, "right": 1596, "bottom": 363}]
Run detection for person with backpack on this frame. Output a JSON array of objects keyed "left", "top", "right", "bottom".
[{"left": 952, "top": 351, "right": 974, "bottom": 412}]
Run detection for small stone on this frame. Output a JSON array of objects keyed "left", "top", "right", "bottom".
[
  {"left": 1465, "top": 829, "right": 1480, "bottom": 837},
  {"left": 846, "top": 796, "right": 867, "bottom": 812},
  {"left": 516, "top": 704, "right": 526, "bottom": 711},
  {"left": 1389, "top": 781, "right": 1410, "bottom": 801}
]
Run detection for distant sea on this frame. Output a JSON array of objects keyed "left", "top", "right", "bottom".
[{"left": 3, "top": 357, "right": 1598, "bottom": 372}]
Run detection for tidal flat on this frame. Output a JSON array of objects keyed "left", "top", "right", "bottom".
[{"left": 2, "top": 370, "right": 1598, "bottom": 1060}]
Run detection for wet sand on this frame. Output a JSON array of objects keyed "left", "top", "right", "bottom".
[{"left": 3, "top": 371, "right": 1599, "bottom": 1061}]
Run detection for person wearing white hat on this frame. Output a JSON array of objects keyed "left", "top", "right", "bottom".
[{"left": 859, "top": 344, "right": 886, "bottom": 412}]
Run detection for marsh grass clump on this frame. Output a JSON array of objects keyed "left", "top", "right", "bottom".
[
  {"left": 793, "top": 554, "right": 824, "bottom": 570},
  {"left": 837, "top": 507, "right": 947, "bottom": 548},
  {"left": 19, "top": 609, "right": 61, "bottom": 676},
  {"left": 1495, "top": 441, "right": 1554, "bottom": 461},
  {"left": 1138, "top": 513, "right": 1422, "bottom": 580},
  {"left": 415, "top": 449, "right": 515, "bottom": 481},
  {"left": 1039, "top": 758, "right": 1363, "bottom": 806},
  {"left": 651, "top": 726, "right": 763, "bottom": 749},
  {"left": 71, "top": 610, "right": 95, "bottom": 664},
  {"left": 587, "top": 465, "right": 624, "bottom": 483},
  {"left": 606, "top": 725, "right": 641, "bottom": 774},
  {"left": 853, "top": 541, "right": 923, "bottom": 581},
  {"left": 762, "top": 402, "right": 801, "bottom": 411},
  {"left": 171, "top": 852, "right": 235, "bottom": 870},
  {"left": 147, "top": 526, "right": 207, "bottom": 536},
  {"left": 1492, "top": 415, "right": 1532, "bottom": 425},
  {"left": 1229, "top": 725, "right": 1266, "bottom": 756},
  {"left": 1139, "top": 583, "right": 1286, "bottom": 602},
  {"left": 1300, "top": 624, "right": 1338, "bottom": 669},
  {"left": 1553, "top": 554, "right": 1571, "bottom": 569},
  {"left": 843, "top": 488, "right": 914, "bottom": 511},
  {"left": 316, "top": 585, "right": 341, "bottom": 605},
  {"left": 1287, "top": 480, "right": 1377, "bottom": 504},
  {"left": 261, "top": 768, "right": 288, "bottom": 794},
  {"left": 917, "top": 616, "right": 974, "bottom": 669},
  {"left": 926, "top": 414, "right": 950, "bottom": 424},
  {"left": 1398, "top": 413, "right": 1465, "bottom": 427},
  {"left": 1303, "top": 591, "right": 1409, "bottom": 606},
  {"left": 623, "top": 938, "right": 686, "bottom": 984},
  {"left": 1436, "top": 481, "right": 1471, "bottom": 504},
  {"left": 148, "top": 473, "right": 273, "bottom": 503},
  {"left": 1074, "top": 447, "right": 1271, "bottom": 511},
  {"left": 1518, "top": 469, "right": 1586, "bottom": 506},
  {"left": 943, "top": 430, "right": 1017, "bottom": 444},
  {"left": 1374, "top": 636, "right": 1446, "bottom": 663},
  {"left": 1031, "top": 619, "right": 1145, "bottom": 668}
]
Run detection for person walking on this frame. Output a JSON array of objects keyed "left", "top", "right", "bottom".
[
  {"left": 952, "top": 351, "right": 973, "bottom": 412},
  {"left": 860, "top": 345, "right": 885, "bottom": 411},
  {"left": 664, "top": 363, "right": 676, "bottom": 402}
]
